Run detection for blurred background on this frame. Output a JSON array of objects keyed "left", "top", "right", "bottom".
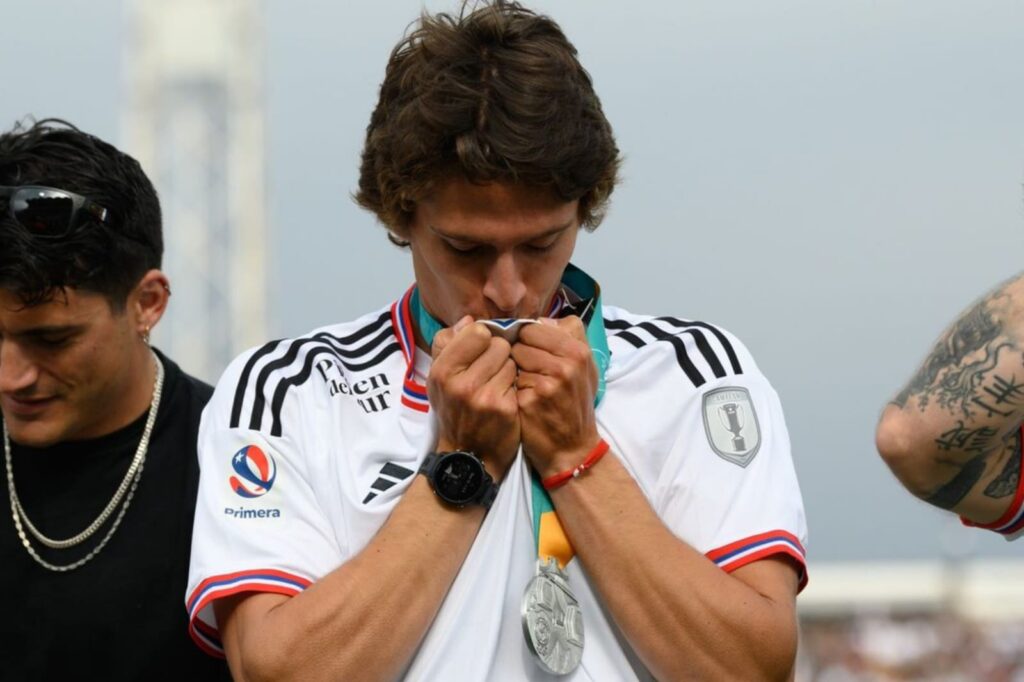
[{"left": 2, "top": 0, "right": 1022, "bottom": 677}]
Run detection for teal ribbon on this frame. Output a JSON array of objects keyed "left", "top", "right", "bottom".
[
  {"left": 409, "top": 264, "right": 609, "bottom": 557},
  {"left": 410, "top": 287, "right": 445, "bottom": 350}
]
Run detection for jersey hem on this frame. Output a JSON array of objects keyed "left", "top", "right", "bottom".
[
  {"left": 705, "top": 529, "right": 808, "bottom": 593},
  {"left": 186, "top": 568, "right": 314, "bottom": 657},
  {"left": 959, "top": 427, "right": 1024, "bottom": 537}
]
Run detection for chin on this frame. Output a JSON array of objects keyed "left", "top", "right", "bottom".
[{"left": 2, "top": 417, "right": 66, "bottom": 449}]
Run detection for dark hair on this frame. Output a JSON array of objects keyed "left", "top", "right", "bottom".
[
  {"left": 0, "top": 118, "right": 162, "bottom": 309},
  {"left": 356, "top": 0, "right": 621, "bottom": 243}
]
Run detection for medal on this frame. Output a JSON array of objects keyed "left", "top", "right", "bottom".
[
  {"left": 522, "top": 557, "right": 584, "bottom": 675},
  {"left": 479, "top": 318, "right": 538, "bottom": 343}
]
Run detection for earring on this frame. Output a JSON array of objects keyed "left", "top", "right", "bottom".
[{"left": 141, "top": 325, "right": 151, "bottom": 345}]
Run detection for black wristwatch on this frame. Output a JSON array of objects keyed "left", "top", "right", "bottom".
[{"left": 419, "top": 450, "right": 499, "bottom": 510}]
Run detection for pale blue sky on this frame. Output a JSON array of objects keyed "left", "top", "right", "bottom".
[{"left": 2, "top": 0, "right": 1023, "bottom": 561}]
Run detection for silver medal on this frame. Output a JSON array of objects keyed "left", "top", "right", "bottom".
[
  {"left": 521, "top": 557, "right": 584, "bottom": 675},
  {"left": 480, "top": 318, "right": 538, "bottom": 344}
]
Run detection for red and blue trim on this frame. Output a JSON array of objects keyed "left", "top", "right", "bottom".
[
  {"left": 186, "top": 568, "right": 313, "bottom": 657},
  {"left": 961, "top": 429, "right": 1024, "bottom": 538},
  {"left": 391, "top": 287, "right": 430, "bottom": 413},
  {"left": 706, "top": 530, "right": 808, "bottom": 592}
]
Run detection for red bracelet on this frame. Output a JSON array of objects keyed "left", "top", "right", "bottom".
[{"left": 542, "top": 439, "right": 610, "bottom": 490}]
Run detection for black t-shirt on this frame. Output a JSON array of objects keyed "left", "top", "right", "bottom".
[{"left": 0, "top": 350, "right": 231, "bottom": 681}]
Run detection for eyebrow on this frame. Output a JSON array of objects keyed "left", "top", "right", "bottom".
[
  {"left": 429, "top": 220, "right": 575, "bottom": 244},
  {"left": 15, "top": 324, "right": 83, "bottom": 339}
]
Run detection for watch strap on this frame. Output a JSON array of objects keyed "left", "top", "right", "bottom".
[
  {"left": 419, "top": 450, "right": 498, "bottom": 510},
  {"left": 477, "top": 480, "right": 498, "bottom": 510},
  {"left": 418, "top": 451, "right": 442, "bottom": 478}
]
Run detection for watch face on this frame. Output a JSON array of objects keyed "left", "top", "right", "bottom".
[{"left": 434, "top": 452, "right": 485, "bottom": 505}]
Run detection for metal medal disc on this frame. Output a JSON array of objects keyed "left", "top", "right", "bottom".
[
  {"left": 480, "top": 318, "right": 538, "bottom": 344},
  {"left": 521, "top": 558, "right": 584, "bottom": 675}
]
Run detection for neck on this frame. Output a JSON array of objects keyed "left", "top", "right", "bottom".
[{"left": 90, "top": 345, "right": 159, "bottom": 440}]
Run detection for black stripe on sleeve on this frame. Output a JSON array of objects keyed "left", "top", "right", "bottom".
[
  {"left": 267, "top": 343, "right": 402, "bottom": 436},
  {"left": 248, "top": 337, "right": 328, "bottom": 431},
  {"left": 331, "top": 342, "right": 402, "bottom": 374},
  {"left": 230, "top": 339, "right": 284, "bottom": 429},
  {"left": 656, "top": 317, "right": 743, "bottom": 375},
  {"left": 614, "top": 330, "right": 645, "bottom": 348},
  {"left": 636, "top": 322, "right": 706, "bottom": 387},
  {"left": 310, "top": 327, "right": 396, "bottom": 360},
  {"left": 243, "top": 312, "right": 396, "bottom": 432},
  {"left": 655, "top": 324, "right": 726, "bottom": 379},
  {"left": 334, "top": 310, "right": 392, "bottom": 345}
]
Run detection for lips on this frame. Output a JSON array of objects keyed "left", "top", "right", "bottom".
[{"left": 1, "top": 395, "right": 57, "bottom": 419}]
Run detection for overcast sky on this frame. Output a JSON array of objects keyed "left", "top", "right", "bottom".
[{"left": 2, "top": 0, "right": 1023, "bottom": 563}]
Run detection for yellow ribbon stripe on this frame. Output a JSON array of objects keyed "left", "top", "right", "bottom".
[{"left": 538, "top": 510, "right": 575, "bottom": 569}]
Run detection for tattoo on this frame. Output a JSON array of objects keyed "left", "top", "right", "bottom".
[
  {"left": 934, "top": 421, "right": 999, "bottom": 454},
  {"left": 892, "top": 291, "right": 1013, "bottom": 416},
  {"left": 927, "top": 430, "right": 1022, "bottom": 508},
  {"left": 926, "top": 455, "right": 988, "bottom": 509},
  {"left": 984, "top": 431, "right": 1022, "bottom": 499},
  {"left": 971, "top": 374, "right": 1024, "bottom": 417}
]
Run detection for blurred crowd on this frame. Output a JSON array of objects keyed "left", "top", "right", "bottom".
[{"left": 797, "top": 612, "right": 1024, "bottom": 681}]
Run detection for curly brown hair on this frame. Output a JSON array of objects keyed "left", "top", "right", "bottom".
[{"left": 356, "top": 0, "right": 621, "bottom": 243}]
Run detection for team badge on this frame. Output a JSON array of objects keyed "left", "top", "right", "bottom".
[
  {"left": 702, "top": 387, "right": 761, "bottom": 467},
  {"left": 229, "top": 445, "right": 277, "bottom": 498}
]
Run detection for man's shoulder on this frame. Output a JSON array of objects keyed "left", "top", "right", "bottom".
[
  {"left": 207, "top": 304, "right": 401, "bottom": 436},
  {"left": 602, "top": 303, "right": 760, "bottom": 392},
  {"left": 221, "top": 306, "right": 396, "bottom": 381}
]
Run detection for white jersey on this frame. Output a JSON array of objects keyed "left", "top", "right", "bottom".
[{"left": 186, "top": 288, "right": 809, "bottom": 679}]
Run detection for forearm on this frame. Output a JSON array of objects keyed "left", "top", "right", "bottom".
[
  {"left": 549, "top": 453, "right": 797, "bottom": 681},
  {"left": 878, "top": 273, "right": 1024, "bottom": 516},
  {"left": 224, "top": 477, "right": 484, "bottom": 682}
]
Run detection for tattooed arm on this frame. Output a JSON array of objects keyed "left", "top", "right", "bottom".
[{"left": 876, "top": 275, "right": 1024, "bottom": 525}]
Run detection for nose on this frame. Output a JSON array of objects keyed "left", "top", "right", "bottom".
[
  {"left": 482, "top": 251, "right": 527, "bottom": 317},
  {"left": 0, "top": 341, "right": 39, "bottom": 394}
]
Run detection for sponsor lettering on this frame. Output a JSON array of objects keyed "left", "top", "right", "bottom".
[
  {"left": 224, "top": 507, "right": 282, "bottom": 519},
  {"left": 315, "top": 359, "right": 393, "bottom": 413}
]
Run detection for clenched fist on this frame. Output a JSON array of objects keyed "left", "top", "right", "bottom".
[
  {"left": 512, "top": 316, "right": 602, "bottom": 478},
  {"left": 429, "top": 316, "right": 521, "bottom": 482}
]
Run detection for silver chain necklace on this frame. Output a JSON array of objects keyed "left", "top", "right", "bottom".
[{"left": 4, "top": 350, "right": 165, "bottom": 572}]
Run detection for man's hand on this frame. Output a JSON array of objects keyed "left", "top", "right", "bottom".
[
  {"left": 512, "top": 316, "right": 601, "bottom": 478},
  {"left": 429, "top": 316, "right": 520, "bottom": 481}
]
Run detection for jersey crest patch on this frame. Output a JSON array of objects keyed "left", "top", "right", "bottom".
[{"left": 702, "top": 387, "right": 761, "bottom": 467}]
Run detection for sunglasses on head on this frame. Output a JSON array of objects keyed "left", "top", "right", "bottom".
[{"left": 0, "top": 185, "right": 111, "bottom": 238}]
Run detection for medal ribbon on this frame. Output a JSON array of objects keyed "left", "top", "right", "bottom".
[
  {"left": 410, "top": 264, "right": 609, "bottom": 570},
  {"left": 528, "top": 266, "right": 607, "bottom": 570}
]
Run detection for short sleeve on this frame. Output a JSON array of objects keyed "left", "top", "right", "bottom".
[
  {"left": 185, "top": 346, "right": 343, "bottom": 657},
  {"left": 650, "top": 348, "right": 808, "bottom": 591}
]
